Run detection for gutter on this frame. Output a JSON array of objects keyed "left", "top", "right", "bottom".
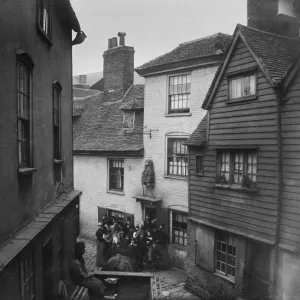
[{"left": 73, "top": 149, "right": 144, "bottom": 157}]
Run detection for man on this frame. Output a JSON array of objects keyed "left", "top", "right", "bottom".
[
  {"left": 140, "top": 215, "right": 156, "bottom": 232},
  {"left": 69, "top": 241, "right": 106, "bottom": 300}
]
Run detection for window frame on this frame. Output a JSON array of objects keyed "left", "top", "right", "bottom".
[
  {"left": 195, "top": 154, "right": 204, "bottom": 176},
  {"left": 215, "top": 231, "right": 237, "bottom": 280},
  {"left": 36, "top": 0, "right": 52, "bottom": 45},
  {"left": 166, "top": 137, "right": 188, "bottom": 177},
  {"left": 215, "top": 149, "right": 257, "bottom": 190},
  {"left": 123, "top": 110, "right": 135, "bottom": 129},
  {"left": 19, "top": 248, "right": 36, "bottom": 300},
  {"left": 227, "top": 70, "right": 257, "bottom": 103},
  {"left": 108, "top": 159, "right": 125, "bottom": 192},
  {"left": 167, "top": 73, "right": 191, "bottom": 114},
  {"left": 171, "top": 210, "right": 188, "bottom": 247},
  {"left": 53, "top": 82, "right": 62, "bottom": 161}
]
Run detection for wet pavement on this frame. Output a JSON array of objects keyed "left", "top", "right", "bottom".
[{"left": 78, "top": 237, "right": 200, "bottom": 299}]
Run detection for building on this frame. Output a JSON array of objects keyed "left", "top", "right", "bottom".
[
  {"left": 135, "top": 33, "right": 232, "bottom": 269},
  {"left": 0, "top": 1, "right": 84, "bottom": 299},
  {"left": 73, "top": 33, "right": 145, "bottom": 239},
  {"left": 185, "top": 0, "right": 300, "bottom": 299}
]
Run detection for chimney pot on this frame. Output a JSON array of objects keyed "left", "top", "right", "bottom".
[
  {"left": 118, "top": 32, "right": 126, "bottom": 46},
  {"left": 112, "top": 37, "right": 118, "bottom": 48},
  {"left": 108, "top": 38, "right": 113, "bottom": 49}
]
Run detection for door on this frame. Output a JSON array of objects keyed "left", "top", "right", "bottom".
[{"left": 42, "top": 238, "right": 53, "bottom": 300}]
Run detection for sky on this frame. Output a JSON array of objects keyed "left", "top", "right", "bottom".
[{"left": 71, "top": 0, "right": 247, "bottom": 75}]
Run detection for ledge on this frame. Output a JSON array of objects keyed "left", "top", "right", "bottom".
[
  {"left": 164, "top": 175, "right": 188, "bottom": 181},
  {"left": 226, "top": 95, "right": 257, "bottom": 105},
  {"left": 54, "top": 159, "right": 63, "bottom": 165},
  {"left": 107, "top": 190, "right": 125, "bottom": 196},
  {"left": 213, "top": 272, "right": 235, "bottom": 284},
  {"left": 214, "top": 183, "right": 257, "bottom": 193},
  {"left": 18, "top": 167, "right": 37, "bottom": 176},
  {"left": 165, "top": 113, "right": 192, "bottom": 117}
]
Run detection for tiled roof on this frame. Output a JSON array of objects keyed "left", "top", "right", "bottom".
[
  {"left": 136, "top": 33, "right": 232, "bottom": 71},
  {"left": 73, "top": 84, "right": 144, "bottom": 153},
  {"left": 203, "top": 24, "right": 300, "bottom": 109},
  {"left": 237, "top": 24, "right": 300, "bottom": 84},
  {"left": 184, "top": 114, "right": 207, "bottom": 147},
  {"left": 119, "top": 97, "right": 144, "bottom": 110}
]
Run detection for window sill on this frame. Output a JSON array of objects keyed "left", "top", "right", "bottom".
[
  {"left": 165, "top": 113, "right": 192, "bottom": 117},
  {"left": 226, "top": 95, "right": 257, "bottom": 104},
  {"left": 171, "top": 243, "right": 187, "bottom": 251},
  {"left": 107, "top": 190, "right": 125, "bottom": 196},
  {"left": 54, "top": 159, "right": 63, "bottom": 165},
  {"left": 164, "top": 175, "right": 188, "bottom": 181},
  {"left": 36, "top": 24, "right": 53, "bottom": 47},
  {"left": 214, "top": 183, "right": 257, "bottom": 193},
  {"left": 213, "top": 272, "right": 235, "bottom": 284},
  {"left": 19, "top": 167, "right": 37, "bottom": 176}
]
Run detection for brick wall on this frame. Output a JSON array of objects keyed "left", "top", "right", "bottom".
[
  {"left": 103, "top": 46, "right": 134, "bottom": 102},
  {"left": 143, "top": 66, "right": 218, "bottom": 269},
  {"left": 74, "top": 155, "right": 144, "bottom": 240}
]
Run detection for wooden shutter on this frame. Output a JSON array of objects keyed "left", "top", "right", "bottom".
[{"left": 98, "top": 206, "right": 107, "bottom": 223}]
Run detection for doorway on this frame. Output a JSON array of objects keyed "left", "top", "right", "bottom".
[
  {"left": 145, "top": 206, "right": 157, "bottom": 222},
  {"left": 42, "top": 238, "right": 53, "bottom": 300}
]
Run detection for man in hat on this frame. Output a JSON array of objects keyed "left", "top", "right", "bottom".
[{"left": 69, "top": 241, "right": 106, "bottom": 300}]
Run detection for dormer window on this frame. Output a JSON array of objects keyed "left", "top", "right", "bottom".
[
  {"left": 123, "top": 111, "right": 135, "bottom": 128},
  {"left": 228, "top": 73, "right": 256, "bottom": 100}
]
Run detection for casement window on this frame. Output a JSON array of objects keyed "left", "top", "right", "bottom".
[
  {"left": 168, "top": 74, "right": 191, "bottom": 113},
  {"left": 229, "top": 73, "right": 256, "bottom": 100},
  {"left": 99, "top": 207, "right": 134, "bottom": 226},
  {"left": 216, "top": 150, "right": 257, "bottom": 189},
  {"left": 108, "top": 159, "right": 124, "bottom": 191},
  {"left": 167, "top": 138, "right": 188, "bottom": 176},
  {"left": 37, "top": 0, "right": 51, "bottom": 37},
  {"left": 171, "top": 211, "right": 187, "bottom": 246},
  {"left": 215, "top": 231, "right": 236, "bottom": 279},
  {"left": 53, "top": 83, "right": 61, "bottom": 160},
  {"left": 196, "top": 155, "right": 204, "bottom": 175},
  {"left": 17, "top": 61, "right": 31, "bottom": 168},
  {"left": 123, "top": 111, "right": 135, "bottom": 128},
  {"left": 20, "top": 250, "right": 36, "bottom": 300}
]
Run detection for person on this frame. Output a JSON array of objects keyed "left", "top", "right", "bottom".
[
  {"left": 145, "top": 231, "right": 154, "bottom": 269},
  {"left": 157, "top": 224, "right": 169, "bottom": 249},
  {"left": 136, "top": 231, "right": 147, "bottom": 271},
  {"left": 95, "top": 222, "right": 105, "bottom": 267},
  {"left": 69, "top": 241, "right": 106, "bottom": 300},
  {"left": 133, "top": 225, "right": 141, "bottom": 239},
  {"left": 103, "top": 222, "right": 113, "bottom": 261},
  {"left": 122, "top": 217, "right": 132, "bottom": 238},
  {"left": 140, "top": 215, "right": 153, "bottom": 232}
]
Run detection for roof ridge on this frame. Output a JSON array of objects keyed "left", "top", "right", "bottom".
[
  {"left": 179, "top": 32, "right": 231, "bottom": 46},
  {"left": 237, "top": 23, "right": 300, "bottom": 41}
]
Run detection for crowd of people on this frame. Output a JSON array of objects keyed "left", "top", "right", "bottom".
[{"left": 95, "top": 214, "right": 170, "bottom": 271}]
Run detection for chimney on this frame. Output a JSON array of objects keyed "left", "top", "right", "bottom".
[
  {"left": 247, "top": 0, "right": 299, "bottom": 37},
  {"left": 103, "top": 33, "right": 134, "bottom": 102},
  {"left": 108, "top": 38, "right": 113, "bottom": 49}
]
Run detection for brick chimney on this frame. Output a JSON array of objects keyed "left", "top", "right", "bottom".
[
  {"left": 247, "top": 0, "right": 299, "bottom": 37},
  {"left": 103, "top": 32, "right": 134, "bottom": 102}
]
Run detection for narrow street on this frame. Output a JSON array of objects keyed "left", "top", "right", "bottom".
[{"left": 78, "top": 237, "right": 200, "bottom": 300}]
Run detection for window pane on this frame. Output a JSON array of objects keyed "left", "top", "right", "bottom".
[
  {"left": 109, "top": 160, "right": 124, "bottom": 191},
  {"left": 168, "top": 139, "right": 188, "bottom": 176},
  {"left": 172, "top": 212, "right": 187, "bottom": 246}
]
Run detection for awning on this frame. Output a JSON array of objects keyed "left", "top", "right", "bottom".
[
  {"left": 133, "top": 195, "right": 162, "bottom": 205},
  {"left": 0, "top": 190, "right": 81, "bottom": 272}
]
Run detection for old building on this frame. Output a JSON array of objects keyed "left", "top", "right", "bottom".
[
  {"left": 185, "top": 0, "right": 300, "bottom": 299},
  {"left": 73, "top": 34, "right": 145, "bottom": 239},
  {"left": 0, "top": 1, "right": 84, "bottom": 299},
  {"left": 135, "top": 33, "right": 232, "bottom": 269}
]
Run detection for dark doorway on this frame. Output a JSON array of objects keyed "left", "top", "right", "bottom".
[
  {"left": 145, "top": 206, "right": 156, "bottom": 221},
  {"left": 42, "top": 238, "right": 53, "bottom": 300}
]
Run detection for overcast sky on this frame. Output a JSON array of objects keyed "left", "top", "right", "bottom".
[{"left": 71, "top": 0, "right": 247, "bottom": 75}]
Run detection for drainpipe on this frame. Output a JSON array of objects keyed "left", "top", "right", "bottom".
[{"left": 272, "top": 86, "right": 283, "bottom": 299}]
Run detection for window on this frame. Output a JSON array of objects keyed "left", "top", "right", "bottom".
[
  {"left": 168, "top": 74, "right": 191, "bottom": 113},
  {"left": 229, "top": 73, "right": 256, "bottom": 100},
  {"left": 196, "top": 155, "right": 204, "bottom": 175},
  {"left": 20, "top": 251, "right": 36, "bottom": 300},
  {"left": 172, "top": 211, "right": 187, "bottom": 246},
  {"left": 167, "top": 138, "right": 188, "bottom": 176},
  {"left": 53, "top": 83, "right": 61, "bottom": 160},
  {"left": 215, "top": 231, "right": 236, "bottom": 279},
  {"left": 17, "top": 62, "right": 31, "bottom": 168},
  {"left": 216, "top": 150, "right": 257, "bottom": 189},
  {"left": 109, "top": 159, "right": 124, "bottom": 191},
  {"left": 123, "top": 111, "right": 135, "bottom": 128},
  {"left": 38, "top": 0, "right": 51, "bottom": 37}
]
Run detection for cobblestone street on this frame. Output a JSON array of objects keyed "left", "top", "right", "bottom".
[{"left": 79, "top": 237, "right": 200, "bottom": 299}]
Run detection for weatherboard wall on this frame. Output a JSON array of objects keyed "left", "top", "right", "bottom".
[{"left": 189, "top": 38, "right": 279, "bottom": 243}]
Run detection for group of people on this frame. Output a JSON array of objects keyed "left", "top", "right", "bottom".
[{"left": 95, "top": 214, "right": 170, "bottom": 271}]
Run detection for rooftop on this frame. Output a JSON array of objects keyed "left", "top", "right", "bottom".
[{"left": 184, "top": 114, "right": 207, "bottom": 147}]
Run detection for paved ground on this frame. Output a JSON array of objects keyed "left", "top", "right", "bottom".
[{"left": 79, "top": 237, "right": 200, "bottom": 299}]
